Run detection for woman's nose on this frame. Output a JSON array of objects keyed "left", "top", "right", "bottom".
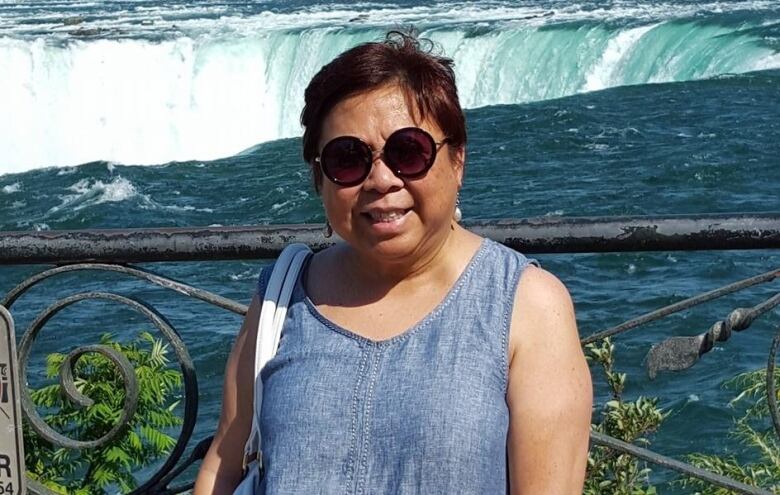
[{"left": 362, "top": 155, "right": 404, "bottom": 193}]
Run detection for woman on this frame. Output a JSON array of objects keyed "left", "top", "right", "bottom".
[{"left": 195, "top": 31, "right": 591, "bottom": 494}]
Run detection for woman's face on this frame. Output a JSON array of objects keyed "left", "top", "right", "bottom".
[{"left": 317, "top": 84, "right": 464, "bottom": 264}]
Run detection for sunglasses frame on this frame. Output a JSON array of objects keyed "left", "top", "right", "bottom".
[{"left": 314, "top": 127, "right": 449, "bottom": 187}]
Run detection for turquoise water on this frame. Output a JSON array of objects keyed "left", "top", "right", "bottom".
[{"left": 1, "top": 0, "right": 780, "bottom": 490}]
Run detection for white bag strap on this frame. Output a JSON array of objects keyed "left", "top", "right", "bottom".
[{"left": 243, "top": 243, "right": 311, "bottom": 467}]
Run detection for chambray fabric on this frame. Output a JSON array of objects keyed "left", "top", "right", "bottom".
[{"left": 255, "top": 238, "right": 537, "bottom": 494}]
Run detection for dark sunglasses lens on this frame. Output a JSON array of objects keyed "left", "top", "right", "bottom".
[
  {"left": 384, "top": 128, "right": 435, "bottom": 177},
  {"left": 321, "top": 137, "right": 371, "bottom": 185}
]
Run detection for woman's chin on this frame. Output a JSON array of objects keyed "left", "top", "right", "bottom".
[
  {"left": 341, "top": 212, "right": 450, "bottom": 263},
  {"left": 347, "top": 217, "right": 421, "bottom": 261}
]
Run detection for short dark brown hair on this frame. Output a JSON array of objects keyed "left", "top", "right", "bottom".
[{"left": 301, "top": 30, "right": 467, "bottom": 192}]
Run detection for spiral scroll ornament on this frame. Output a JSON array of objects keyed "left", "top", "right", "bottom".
[{"left": 17, "top": 291, "right": 198, "bottom": 494}]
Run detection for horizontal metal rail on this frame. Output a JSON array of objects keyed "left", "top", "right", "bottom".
[{"left": 1, "top": 213, "right": 779, "bottom": 265}]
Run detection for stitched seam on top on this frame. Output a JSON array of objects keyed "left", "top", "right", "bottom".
[
  {"left": 301, "top": 239, "right": 488, "bottom": 347},
  {"left": 345, "top": 346, "right": 369, "bottom": 494},
  {"left": 356, "top": 346, "right": 383, "bottom": 495},
  {"left": 396, "top": 242, "right": 487, "bottom": 344},
  {"left": 503, "top": 256, "right": 533, "bottom": 392}
]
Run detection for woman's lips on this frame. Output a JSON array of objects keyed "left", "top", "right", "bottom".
[
  {"left": 365, "top": 209, "right": 409, "bottom": 222},
  {"left": 361, "top": 209, "right": 411, "bottom": 232}
]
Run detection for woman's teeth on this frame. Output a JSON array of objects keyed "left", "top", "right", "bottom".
[{"left": 369, "top": 210, "right": 406, "bottom": 222}]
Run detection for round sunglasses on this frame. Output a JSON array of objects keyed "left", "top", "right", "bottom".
[{"left": 314, "top": 127, "right": 450, "bottom": 187}]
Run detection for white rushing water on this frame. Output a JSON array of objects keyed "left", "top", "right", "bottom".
[{"left": 1, "top": 1, "right": 778, "bottom": 173}]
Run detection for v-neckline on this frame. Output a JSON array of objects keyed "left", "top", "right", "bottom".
[{"left": 297, "top": 239, "right": 488, "bottom": 346}]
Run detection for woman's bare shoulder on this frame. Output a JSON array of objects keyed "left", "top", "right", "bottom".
[
  {"left": 514, "top": 265, "right": 574, "bottom": 318},
  {"left": 505, "top": 266, "right": 592, "bottom": 493},
  {"left": 508, "top": 265, "right": 579, "bottom": 365}
]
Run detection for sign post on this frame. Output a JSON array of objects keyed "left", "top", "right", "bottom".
[{"left": 0, "top": 306, "right": 25, "bottom": 495}]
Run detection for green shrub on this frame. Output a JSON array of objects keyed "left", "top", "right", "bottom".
[
  {"left": 24, "top": 332, "right": 183, "bottom": 494},
  {"left": 680, "top": 368, "right": 780, "bottom": 494},
  {"left": 585, "top": 338, "right": 666, "bottom": 495}
]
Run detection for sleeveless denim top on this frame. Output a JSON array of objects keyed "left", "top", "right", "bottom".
[{"left": 256, "top": 239, "right": 537, "bottom": 494}]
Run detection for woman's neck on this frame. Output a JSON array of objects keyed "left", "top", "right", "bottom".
[{"left": 343, "top": 225, "right": 477, "bottom": 292}]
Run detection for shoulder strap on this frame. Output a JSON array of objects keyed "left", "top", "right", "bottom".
[{"left": 243, "top": 243, "right": 312, "bottom": 466}]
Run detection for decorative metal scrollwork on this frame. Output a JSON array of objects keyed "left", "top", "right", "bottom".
[
  {"left": 2, "top": 263, "right": 247, "bottom": 315},
  {"left": 646, "top": 292, "right": 780, "bottom": 378},
  {"left": 2, "top": 262, "right": 243, "bottom": 494},
  {"left": 17, "top": 291, "right": 198, "bottom": 494}
]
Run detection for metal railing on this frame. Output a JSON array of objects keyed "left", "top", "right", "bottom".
[{"left": 1, "top": 213, "right": 779, "bottom": 494}]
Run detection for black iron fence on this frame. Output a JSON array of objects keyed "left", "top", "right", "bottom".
[{"left": 1, "top": 213, "right": 779, "bottom": 494}]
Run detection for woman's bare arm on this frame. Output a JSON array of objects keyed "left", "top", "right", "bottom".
[
  {"left": 194, "top": 295, "right": 261, "bottom": 495},
  {"left": 507, "top": 266, "right": 592, "bottom": 494}
]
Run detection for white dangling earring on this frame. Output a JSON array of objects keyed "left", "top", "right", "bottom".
[
  {"left": 322, "top": 220, "right": 333, "bottom": 239},
  {"left": 453, "top": 195, "right": 462, "bottom": 222}
]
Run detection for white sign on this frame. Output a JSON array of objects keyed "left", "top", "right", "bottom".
[{"left": 0, "top": 306, "right": 25, "bottom": 495}]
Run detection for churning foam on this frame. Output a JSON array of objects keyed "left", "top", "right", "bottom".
[
  {"left": 57, "top": 176, "right": 140, "bottom": 212},
  {"left": 3, "top": 1, "right": 779, "bottom": 39},
  {"left": 2, "top": 182, "right": 22, "bottom": 193}
]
